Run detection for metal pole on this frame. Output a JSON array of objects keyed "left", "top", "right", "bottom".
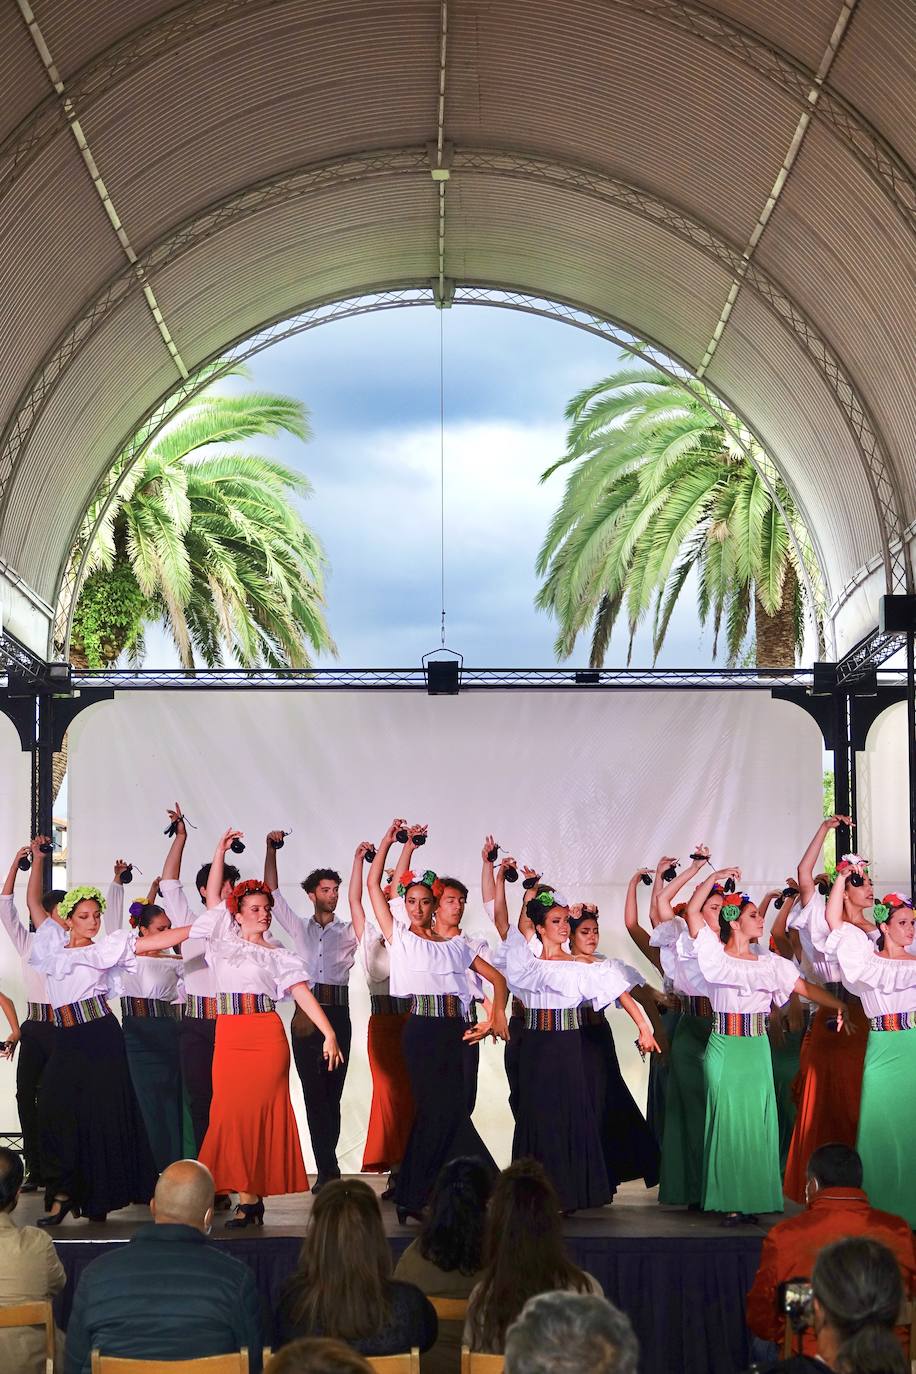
[
  {"left": 32, "top": 694, "right": 54, "bottom": 891},
  {"left": 833, "top": 686, "right": 853, "bottom": 859},
  {"left": 908, "top": 629, "right": 916, "bottom": 896}
]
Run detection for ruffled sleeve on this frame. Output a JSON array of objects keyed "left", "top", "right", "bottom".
[
  {"left": 650, "top": 918, "right": 683, "bottom": 982},
  {"left": 270, "top": 945, "right": 311, "bottom": 998},
  {"left": 824, "top": 924, "right": 916, "bottom": 994},
  {"left": 579, "top": 958, "right": 637, "bottom": 1010},
  {"left": 29, "top": 921, "right": 138, "bottom": 976},
  {"left": 760, "top": 950, "right": 803, "bottom": 1007},
  {"left": 159, "top": 879, "right": 193, "bottom": 924},
  {"left": 787, "top": 892, "right": 831, "bottom": 952},
  {"left": 189, "top": 904, "right": 231, "bottom": 943}
]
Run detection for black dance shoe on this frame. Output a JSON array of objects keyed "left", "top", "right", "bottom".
[
  {"left": 225, "top": 1200, "right": 265, "bottom": 1229},
  {"left": 720, "top": 1212, "right": 758, "bottom": 1227},
  {"left": 36, "top": 1197, "right": 80, "bottom": 1228},
  {"left": 396, "top": 1206, "right": 424, "bottom": 1226},
  {"left": 20, "top": 1174, "right": 41, "bottom": 1194},
  {"left": 379, "top": 1174, "right": 398, "bottom": 1201},
  {"left": 214, "top": 1193, "right": 233, "bottom": 1211}
]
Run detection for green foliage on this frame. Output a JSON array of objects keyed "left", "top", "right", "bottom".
[
  {"left": 70, "top": 376, "right": 335, "bottom": 670},
  {"left": 823, "top": 771, "right": 837, "bottom": 872},
  {"left": 536, "top": 362, "right": 821, "bottom": 667}
]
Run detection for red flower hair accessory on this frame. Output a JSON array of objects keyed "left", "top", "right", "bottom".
[
  {"left": 227, "top": 879, "right": 274, "bottom": 916},
  {"left": 431, "top": 878, "right": 445, "bottom": 900}
]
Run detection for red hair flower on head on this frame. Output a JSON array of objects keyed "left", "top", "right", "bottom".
[
  {"left": 227, "top": 879, "right": 274, "bottom": 916},
  {"left": 431, "top": 878, "right": 445, "bottom": 900}
]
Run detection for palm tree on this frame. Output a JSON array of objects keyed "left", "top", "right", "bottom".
[
  {"left": 56, "top": 373, "right": 335, "bottom": 794},
  {"left": 536, "top": 363, "right": 821, "bottom": 668}
]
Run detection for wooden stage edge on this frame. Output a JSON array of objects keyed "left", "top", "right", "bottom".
[{"left": 16, "top": 1177, "right": 800, "bottom": 1244}]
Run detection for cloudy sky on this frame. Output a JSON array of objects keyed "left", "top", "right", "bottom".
[{"left": 194, "top": 303, "right": 715, "bottom": 672}]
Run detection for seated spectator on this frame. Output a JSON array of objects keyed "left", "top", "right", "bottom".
[
  {"left": 504, "top": 1291, "right": 639, "bottom": 1374},
  {"left": 746, "top": 1144, "right": 915, "bottom": 1361},
  {"left": 64, "top": 1159, "right": 262, "bottom": 1374},
  {"left": 276, "top": 1179, "right": 437, "bottom": 1357},
  {"left": 266, "top": 1337, "right": 373, "bottom": 1374},
  {"left": 0, "top": 1147, "right": 66, "bottom": 1373},
  {"left": 463, "top": 1160, "right": 602, "bottom": 1355},
  {"left": 745, "top": 1236, "right": 907, "bottom": 1374},
  {"left": 394, "top": 1156, "right": 492, "bottom": 1374}
]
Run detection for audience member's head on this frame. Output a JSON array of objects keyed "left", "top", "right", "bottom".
[
  {"left": 150, "top": 1160, "right": 215, "bottom": 1233},
  {"left": 811, "top": 1236, "right": 906, "bottom": 1374},
  {"left": 806, "top": 1143, "right": 864, "bottom": 1204},
  {"left": 0, "top": 1148, "right": 24, "bottom": 1214},
  {"left": 419, "top": 1156, "right": 493, "bottom": 1276},
  {"left": 281, "top": 1180, "right": 392, "bottom": 1342},
  {"left": 504, "top": 1292, "right": 639, "bottom": 1374},
  {"left": 265, "top": 1338, "right": 373, "bottom": 1374},
  {"left": 467, "top": 1159, "right": 593, "bottom": 1353}
]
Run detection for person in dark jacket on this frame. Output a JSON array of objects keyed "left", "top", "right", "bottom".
[
  {"left": 276, "top": 1179, "right": 437, "bottom": 1356},
  {"left": 65, "top": 1159, "right": 262, "bottom": 1374}
]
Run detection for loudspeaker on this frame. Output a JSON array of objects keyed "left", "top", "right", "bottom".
[
  {"left": 426, "top": 659, "right": 461, "bottom": 695},
  {"left": 879, "top": 595, "right": 916, "bottom": 634}
]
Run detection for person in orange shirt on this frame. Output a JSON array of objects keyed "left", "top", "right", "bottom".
[{"left": 746, "top": 1143, "right": 915, "bottom": 1360}]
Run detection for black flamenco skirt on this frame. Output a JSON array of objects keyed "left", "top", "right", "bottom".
[
  {"left": 38, "top": 1014, "right": 157, "bottom": 1215},
  {"left": 395, "top": 1013, "right": 497, "bottom": 1212},
  {"left": 513, "top": 1026, "right": 611, "bottom": 1212},
  {"left": 504, "top": 1011, "right": 524, "bottom": 1120},
  {"left": 579, "top": 1012, "right": 660, "bottom": 1188}
]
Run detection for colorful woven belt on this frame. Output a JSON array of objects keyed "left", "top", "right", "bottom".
[
  {"left": 870, "top": 1011, "right": 916, "bottom": 1032},
  {"left": 53, "top": 996, "right": 111, "bottom": 1028},
  {"left": 121, "top": 997, "right": 178, "bottom": 1019},
  {"left": 824, "top": 981, "right": 852, "bottom": 1005},
  {"left": 680, "top": 995, "right": 714, "bottom": 1018},
  {"left": 410, "top": 994, "right": 468, "bottom": 1020},
  {"left": 183, "top": 994, "right": 219, "bottom": 1020},
  {"left": 216, "top": 992, "right": 276, "bottom": 1015},
  {"left": 712, "top": 1011, "right": 768, "bottom": 1037},
  {"left": 311, "top": 982, "right": 349, "bottom": 1007},
  {"left": 370, "top": 994, "right": 411, "bottom": 1015},
  {"left": 524, "top": 1007, "right": 581, "bottom": 1031},
  {"left": 25, "top": 1001, "right": 55, "bottom": 1023},
  {"left": 510, "top": 996, "right": 526, "bottom": 1020}
]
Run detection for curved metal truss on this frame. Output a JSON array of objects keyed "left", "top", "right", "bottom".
[{"left": 53, "top": 282, "right": 829, "bottom": 662}]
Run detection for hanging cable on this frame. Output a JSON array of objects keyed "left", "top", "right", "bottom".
[{"left": 439, "top": 306, "right": 446, "bottom": 648}]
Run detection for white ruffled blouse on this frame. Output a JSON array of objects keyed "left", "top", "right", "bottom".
[
  {"left": 823, "top": 924, "right": 916, "bottom": 1017},
  {"left": 651, "top": 917, "right": 710, "bottom": 997},
  {"left": 388, "top": 922, "right": 477, "bottom": 1008},
  {"left": 787, "top": 891, "right": 881, "bottom": 983},
  {"left": 0, "top": 896, "right": 50, "bottom": 1004},
  {"left": 192, "top": 905, "right": 311, "bottom": 1000},
  {"left": 29, "top": 921, "right": 139, "bottom": 1008},
  {"left": 684, "top": 925, "right": 800, "bottom": 1014},
  {"left": 158, "top": 879, "right": 216, "bottom": 999},
  {"left": 505, "top": 927, "right": 636, "bottom": 1011}
]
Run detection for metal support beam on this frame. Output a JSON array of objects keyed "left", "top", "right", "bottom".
[{"left": 908, "top": 631, "right": 916, "bottom": 897}]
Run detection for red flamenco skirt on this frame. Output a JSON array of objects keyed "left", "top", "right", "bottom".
[
  {"left": 362, "top": 1010, "right": 415, "bottom": 1172},
  {"left": 199, "top": 1012, "right": 309, "bottom": 1196},
  {"left": 783, "top": 999, "right": 868, "bottom": 1202}
]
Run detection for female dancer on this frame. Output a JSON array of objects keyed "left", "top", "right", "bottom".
[
  {"left": 481, "top": 843, "right": 532, "bottom": 1120},
  {"left": 109, "top": 889, "right": 186, "bottom": 1172},
  {"left": 648, "top": 852, "right": 721, "bottom": 1208},
  {"left": 347, "top": 840, "right": 414, "bottom": 1189},
  {"left": 760, "top": 884, "right": 808, "bottom": 1172},
  {"left": 824, "top": 871, "right": 916, "bottom": 1225},
  {"left": 506, "top": 895, "right": 658, "bottom": 1211},
  {"left": 622, "top": 860, "right": 680, "bottom": 1147},
  {"left": 367, "top": 818, "right": 508, "bottom": 1223},
  {"left": 680, "top": 868, "right": 845, "bottom": 1221},
  {"left": 783, "top": 814, "right": 873, "bottom": 1202},
  {"left": 197, "top": 829, "right": 344, "bottom": 1226},
  {"left": 25, "top": 835, "right": 188, "bottom": 1225},
  {"left": 568, "top": 905, "right": 660, "bottom": 1189}
]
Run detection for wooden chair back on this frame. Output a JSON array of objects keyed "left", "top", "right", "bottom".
[
  {"left": 429, "top": 1296, "right": 469, "bottom": 1322},
  {"left": 366, "top": 1351, "right": 420, "bottom": 1374},
  {"left": 90, "top": 1350, "right": 249, "bottom": 1373},
  {"left": 460, "top": 1350, "right": 503, "bottom": 1374},
  {"left": 0, "top": 1298, "right": 55, "bottom": 1373}
]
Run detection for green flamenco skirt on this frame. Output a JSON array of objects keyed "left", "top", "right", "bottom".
[
  {"left": 770, "top": 1026, "right": 805, "bottom": 1173},
  {"left": 857, "top": 1026, "right": 916, "bottom": 1227},
  {"left": 658, "top": 1013, "right": 711, "bottom": 1206},
  {"left": 701, "top": 1032, "right": 784, "bottom": 1215}
]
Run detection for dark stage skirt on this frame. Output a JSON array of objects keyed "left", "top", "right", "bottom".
[
  {"left": 646, "top": 1003, "right": 681, "bottom": 1147},
  {"left": 38, "top": 1012, "right": 156, "bottom": 1216},
  {"left": 395, "top": 1011, "right": 497, "bottom": 1212},
  {"left": 363, "top": 1008, "right": 415, "bottom": 1172},
  {"left": 783, "top": 998, "right": 868, "bottom": 1203},
  {"left": 513, "top": 1024, "right": 611, "bottom": 1212},
  {"left": 579, "top": 1010, "right": 660, "bottom": 1188},
  {"left": 658, "top": 1012, "right": 711, "bottom": 1206},
  {"left": 199, "top": 1011, "right": 309, "bottom": 1197},
  {"left": 504, "top": 1009, "right": 524, "bottom": 1120},
  {"left": 769, "top": 1024, "right": 805, "bottom": 1174},
  {"left": 122, "top": 1012, "right": 185, "bottom": 1172}
]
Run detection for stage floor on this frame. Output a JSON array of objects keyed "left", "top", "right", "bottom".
[{"left": 17, "top": 1174, "right": 798, "bottom": 1240}]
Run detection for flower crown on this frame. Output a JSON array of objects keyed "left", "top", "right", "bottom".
[
  {"left": 872, "top": 892, "right": 914, "bottom": 924},
  {"left": 59, "top": 886, "right": 106, "bottom": 921},
  {"left": 720, "top": 892, "right": 752, "bottom": 922},
  {"left": 397, "top": 869, "right": 442, "bottom": 899},
  {"left": 226, "top": 879, "right": 274, "bottom": 916}
]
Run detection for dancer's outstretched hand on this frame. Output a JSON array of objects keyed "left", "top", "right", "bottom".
[{"left": 322, "top": 1034, "right": 345, "bottom": 1071}]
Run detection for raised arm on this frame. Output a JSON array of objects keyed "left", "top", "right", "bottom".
[
  {"left": 161, "top": 804, "right": 188, "bottom": 882},
  {"left": 655, "top": 848, "right": 709, "bottom": 923},
  {"left": 26, "top": 836, "right": 55, "bottom": 928},
  {"left": 263, "top": 830, "right": 281, "bottom": 892},
  {"left": 518, "top": 867, "right": 540, "bottom": 940},
  {"left": 798, "top": 814, "right": 848, "bottom": 905},
  {"left": 366, "top": 819, "right": 405, "bottom": 942},
  {"left": 206, "top": 829, "right": 239, "bottom": 909},
  {"left": 623, "top": 869, "right": 662, "bottom": 973},
  {"left": 769, "top": 882, "right": 799, "bottom": 959},
  {"left": 2, "top": 848, "right": 27, "bottom": 899},
  {"left": 481, "top": 835, "right": 497, "bottom": 906},
  {"left": 492, "top": 855, "right": 515, "bottom": 941},
  {"left": 685, "top": 866, "right": 739, "bottom": 936},
  {"left": 825, "top": 864, "right": 849, "bottom": 932},
  {"left": 348, "top": 841, "right": 374, "bottom": 942}
]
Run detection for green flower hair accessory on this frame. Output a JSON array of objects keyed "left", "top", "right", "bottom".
[
  {"left": 871, "top": 903, "right": 890, "bottom": 925},
  {"left": 58, "top": 885, "right": 106, "bottom": 921},
  {"left": 536, "top": 890, "right": 556, "bottom": 908},
  {"left": 871, "top": 892, "right": 913, "bottom": 925}
]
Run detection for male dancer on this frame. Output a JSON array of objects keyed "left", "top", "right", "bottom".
[{"left": 265, "top": 833, "right": 356, "bottom": 1192}]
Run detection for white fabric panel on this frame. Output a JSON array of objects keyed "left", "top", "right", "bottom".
[
  {"left": 67, "top": 689, "right": 822, "bottom": 1172},
  {"left": 0, "top": 717, "right": 37, "bottom": 1132},
  {"left": 858, "top": 701, "right": 909, "bottom": 895}
]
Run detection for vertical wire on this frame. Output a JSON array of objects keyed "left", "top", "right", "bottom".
[{"left": 439, "top": 306, "right": 446, "bottom": 648}]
